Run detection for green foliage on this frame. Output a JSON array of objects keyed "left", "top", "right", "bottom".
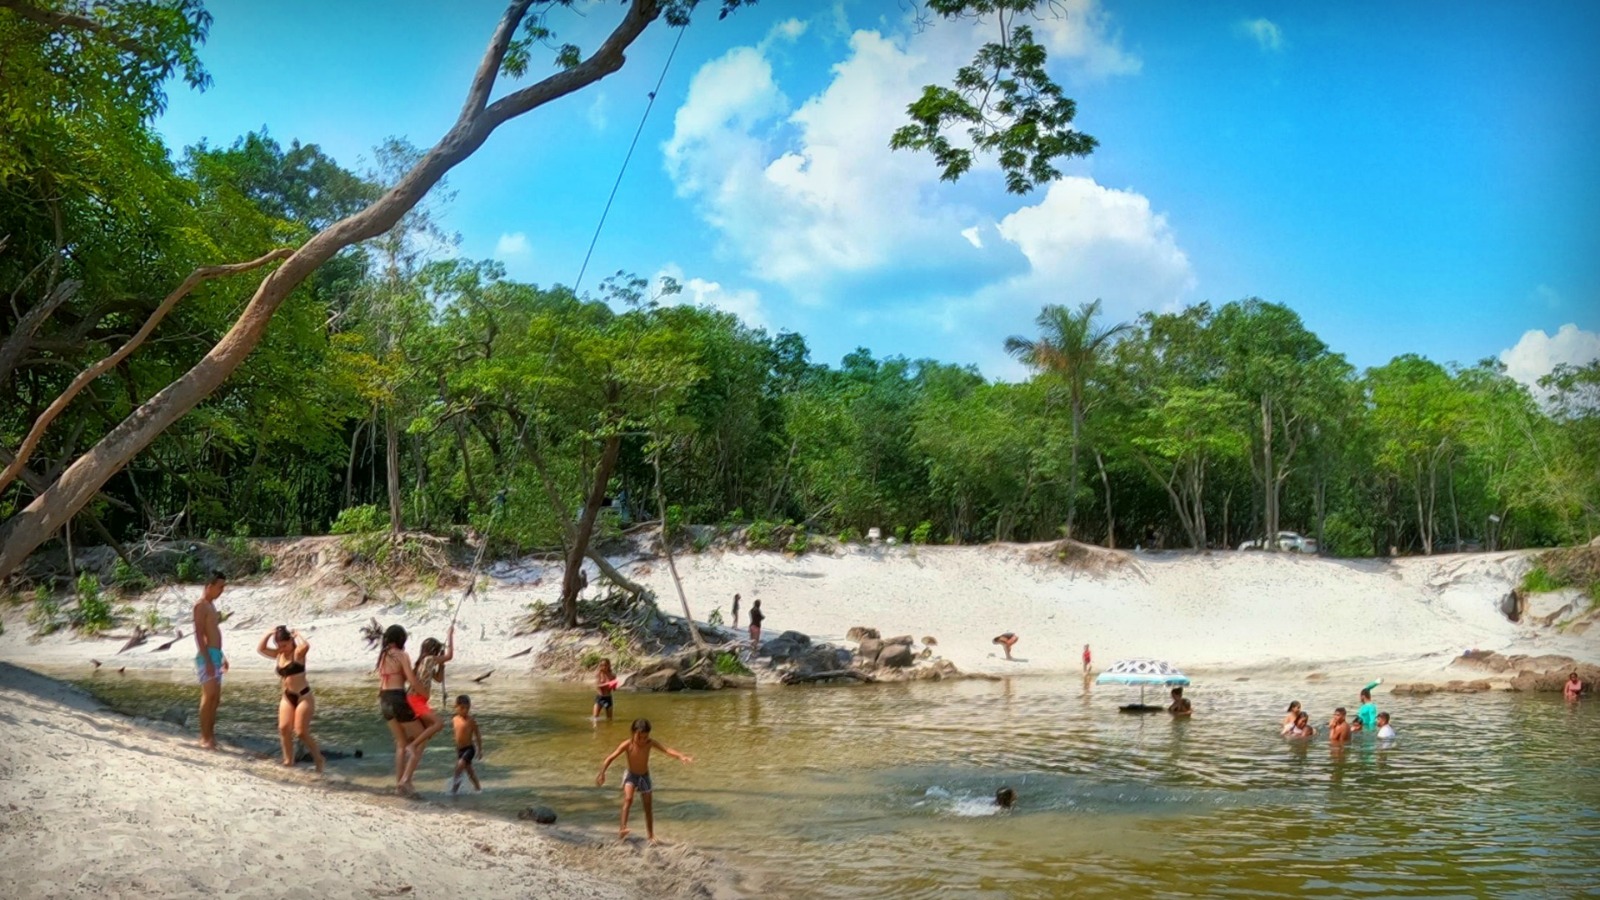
[
  {"left": 331, "top": 504, "right": 386, "bottom": 535},
  {"left": 111, "top": 558, "right": 150, "bottom": 591},
  {"left": 74, "top": 573, "right": 114, "bottom": 635},
  {"left": 786, "top": 530, "right": 811, "bottom": 555},
  {"left": 579, "top": 649, "right": 604, "bottom": 669},
  {"left": 707, "top": 607, "right": 725, "bottom": 627},
  {"left": 911, "top": 521, "right": 934, "bottom": 545},
  {"left": 175, "top": 553, "right": 203, "bottom": 584},
  {"left": 28, "top": 586, "right": 60, "bottom": 635},
  {"left": 838, "top": 527, "right": 861, "bottom": 544},
  {"left": 1321, "top": 513, "right": 1374, "bottom": 559},
  {"left": 713, "top": 651, "right": 751, "bottom": 676},
  {"left": 745, "top": 520, "right": 779, "bottom": 551},
  {"left": 600, "top": 621, "right": 638, "bottom": 670},
  {"left": 1522, "top": 567, "right": 1561, "bottom": 593},
  {"left": 894, "top": 525, "right": 909, "bottom": 544},
  {"left": 664, "top": 504, "right": 687, "bottom": 541}
]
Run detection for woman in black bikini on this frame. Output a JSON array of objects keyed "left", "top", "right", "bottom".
[
  {"left": 375, "top": 624, "right": 428, "bottom": 793},
  {"left": 257, "top": 625, "right": 325, "bottom": 773}
]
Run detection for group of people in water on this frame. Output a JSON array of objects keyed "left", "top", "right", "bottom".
[{"left": 1279, "top": 685, "right": 1397, "bottom": 741}]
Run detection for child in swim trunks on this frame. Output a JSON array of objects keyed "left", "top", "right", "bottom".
[
  {"left": 596, "top": 718, "right": 693, "bottom": 843},
  {"left": 593, "top": 658, "right": 618, "bottom": 723},
  {"left": 451, "top": 694, "right": 483, "bottom": 794}
]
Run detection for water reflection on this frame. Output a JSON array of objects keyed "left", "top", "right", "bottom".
[{"left": 76, "top": 671, "right": 1600, "bottom": 899}]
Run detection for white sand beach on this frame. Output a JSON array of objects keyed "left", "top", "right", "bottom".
[
  {"left": 2, "top": 539, "right": 1593, "bottom": 683},
  {"left": 0, "top": 662, "right": 722, "bottom": 900},
  {"left": 0, "top": 531, "right": 1593, "bottom": 679}
]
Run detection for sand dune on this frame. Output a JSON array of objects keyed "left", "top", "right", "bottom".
[{"left": 1, "top": 541, "right": 1592, "bottom": 684}]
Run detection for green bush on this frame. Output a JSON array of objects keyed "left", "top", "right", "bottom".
[
  {"left": 910, "top": 521, "right": 934, "bottom": 545},
  {"left": 331, "top": 504, "right": 386, "bottom": 535},
  {"left": 1522, "top": 566, "right": 1563, "bottom": 593},
  {"left": 1320, "top": 513, "right": 1374, "bottom": 558},
  {"left": 713, "top": 651, "right": 751, "bottom": 676},
  {"left": 600, "top": 621, "right": 638, "bottom": 670},
  {"left": 28, "top": 586, "right": 61, "bottom": 635},
  {"left": 707, "top": 607, "right": 725, "bottom": 627},
  {"left": 746, "top": 519, "right": 778, "bottom": 550},
  {"left": 838, "top": 526, "right": 861, "bottom": 544},
  {"left": 579, "top": 649, "right": 604, "bottom": 669},
  {"left": 786, "top": 530, "right": 810, "bottom": 555},
  {"left": 258, "top": 554, "right": 274, "bottom": 574},
  {"left": 111, "top": 558, "right": 149, "bottom": 591},
  {"left": 664, "top": 504, "right": 687, "bottom": 541},
  {"left": 893, "top": 525, "right": 908, "bottom": 544},
  {"left": 691, "top": 533, "right": 712, "bottom": 554},
  {"left": 74, "top": 572, "right": 114, "bottom": 635},
  {"left": 175, "top": 552, "right": 203, "bottom": 583}
]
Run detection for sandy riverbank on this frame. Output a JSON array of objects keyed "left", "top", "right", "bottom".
[
  {"left": 2, "top": 540, "right": 1594, "bottom": 685},
  {"left": 0, "top": 662, "right": 725, "bottom": 900}
]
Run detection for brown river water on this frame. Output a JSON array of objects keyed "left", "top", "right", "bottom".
[{"left": 79, "top": 671, "right": 1600, "bottom": 898}]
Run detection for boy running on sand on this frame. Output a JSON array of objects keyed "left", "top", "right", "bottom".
[
  {"left": 451, "top": 695, "right": 483, "bottom": 794},
  {"left": 593, "top": 658, "right": 618, "bottom": 723},
  {"left": 596, "top": 718, "right": 693, "bottom": 843}
]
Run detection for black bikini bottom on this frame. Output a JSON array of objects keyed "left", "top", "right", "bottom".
[{"left": 284, "top": 686, "right": 311, "bottom": 708}]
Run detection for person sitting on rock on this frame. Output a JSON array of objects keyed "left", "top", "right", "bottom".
[
  {"left": 992, "top": 633, "right": 1019, "bottom": 660},
  {"left": 1566, "top": 672, "right": 1584, "bottom": 701}
]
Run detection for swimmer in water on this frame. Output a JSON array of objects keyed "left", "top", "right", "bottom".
[
  {"left": 995, "top": 786, "right": 1016, "bottom": 809},
  {"left": 1281, "top": 700, "right": 1302, "bottom": 735}
]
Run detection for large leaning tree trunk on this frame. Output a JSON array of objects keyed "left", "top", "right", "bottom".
[{"left": 0, "top": 0, "right": 662, "bottom": 579}]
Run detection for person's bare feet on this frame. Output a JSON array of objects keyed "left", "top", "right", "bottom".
[
  {"left": 313, "top": 755, "right": 325, "bottom": 774},
  {"left": 619, "top": 828, "right": 630, "bottom": 840},
  {"left": 648, "top": 835, "right": 658, "bottom": 845},
  {"left": 281, "top": 758, "right": 295, "bottom": 767},
  {"left": 199, "top": 739, "right": 217, "bottom": 750}
]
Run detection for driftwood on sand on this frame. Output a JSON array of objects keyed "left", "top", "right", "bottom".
[
  {"left": 471, "top": 670, "right": 494, "bottom": 683},
  {"left": 117, "top": 626, "right": 149, "bottom": 654},
  {"left": 152, "top": 629, "right": 185, "bottom": 652},
  {"left": 504, "top": 647, "right": 532, "bottom": 659}
]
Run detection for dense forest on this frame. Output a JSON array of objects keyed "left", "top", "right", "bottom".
[{"left": 3, "top": 0, "right": 1597, "bottom": 584}]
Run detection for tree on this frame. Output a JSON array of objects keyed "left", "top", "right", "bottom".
[
  {"left": 0, "top": 0, "right": 1100, "bottom": 579},
  {"left": 1004, "top": 300, "right": 1130, "bottom": 541}
]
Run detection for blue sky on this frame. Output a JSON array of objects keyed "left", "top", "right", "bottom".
[{"left": 155, "top": 0, "right": 1600, "bottom": 384}]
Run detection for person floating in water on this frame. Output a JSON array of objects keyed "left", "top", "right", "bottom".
[
  {"left": 1168, "top": 686, "right": 1192, "bottom": 717},
  {"left": 1376, "top": 711, "right": 1397, "bottom": 740},
  {"left": 1566, "top": 672, "right": 1584, "bottom": 701},
  {"left": 1281, "top": 701, "right": 1303, "bottom": 735},
  {"left": 451, "top": 694, "right": 483, "bottom": 794},
  {"left": 596, "top": 718, "right": 693, "bottom": 843},
  {"left": 992, "top": 633, "right": 1019, "bottom": 661},
  {"left": 995, "top": 786, "right": 1016, "bottom": 809}
]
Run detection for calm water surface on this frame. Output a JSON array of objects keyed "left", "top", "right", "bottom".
[{"left": 78, "top": 672, "right": 1600, "bottom": 898}]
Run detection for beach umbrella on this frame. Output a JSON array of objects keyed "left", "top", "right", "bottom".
[{"left": 1095, "top": 658, "right": 1191, "bottom": 707}]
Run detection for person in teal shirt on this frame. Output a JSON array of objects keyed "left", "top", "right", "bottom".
[{"left": 1356, "top": 682, "right": 1380, "bottom": 732}]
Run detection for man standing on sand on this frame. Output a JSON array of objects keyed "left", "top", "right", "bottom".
[{"left": 192, "top": 571, "right": 228, "bottom": 749}]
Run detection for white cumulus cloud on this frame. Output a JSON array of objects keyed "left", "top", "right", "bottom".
[
  {"left": 655, "top": 264, "right": 769, "bottom": 331},
  {"left": 1239, "top": 18, "right": 1285, "bottom": 53},
  {"left": 495, "top": 232, "right": 531, "bottom": 258},
  {"left": 1500, "top": 323, "right": 1600, "bottom": 391}
]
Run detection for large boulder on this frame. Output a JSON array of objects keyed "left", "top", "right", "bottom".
[
  {"left": 762, "top": 634, "right": 809, "bottom": 663},
  {"left": 633, "top": 657, "right": 679, "bottom": 678},
  {"left": 775, "top": 630, "right": 811, "bottom": 647},
  {"left": 883, "top": 635, "right": 914, "bottom": 647},
  {"left": 856, "top": 637, "right": 883, "bottom": 661},
  {"left": 846, "top": 626, "right": 880, "bottom": 642},
  {"left": 518, "top": 806, "right": 558, "bottom": 824},
  {"left": 681, "top": 670, "right": 726, "bottom": 691},
  {"left": 877, "top": 642, "right": 915, "bottom": 668},
  {"left": 628, "top": 669, "right": 685, "bottom": 692}
]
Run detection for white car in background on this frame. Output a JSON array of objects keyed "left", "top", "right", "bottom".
[{"left": 1238, "top": 531, "right": 1318, "bottom": 553}]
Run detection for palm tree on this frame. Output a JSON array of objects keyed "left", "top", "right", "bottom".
[{"left": 1005, "top": 300, "right": 1131, "bottom": 542}]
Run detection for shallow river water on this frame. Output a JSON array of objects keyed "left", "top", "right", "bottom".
[{"left": 79, "top": 671, "right": 1600, "bottom": 899}]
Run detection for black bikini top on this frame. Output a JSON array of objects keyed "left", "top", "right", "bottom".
[{"left": 276, "top": 659, "right": 307, "bottom": 678}]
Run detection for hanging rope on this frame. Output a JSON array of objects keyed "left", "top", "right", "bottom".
[
  {"left": 438, "top": 487, "right": 508, "bottom": 708},
  {"left": 572, "top": 23, "right": 688, "bottom": 295}
]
